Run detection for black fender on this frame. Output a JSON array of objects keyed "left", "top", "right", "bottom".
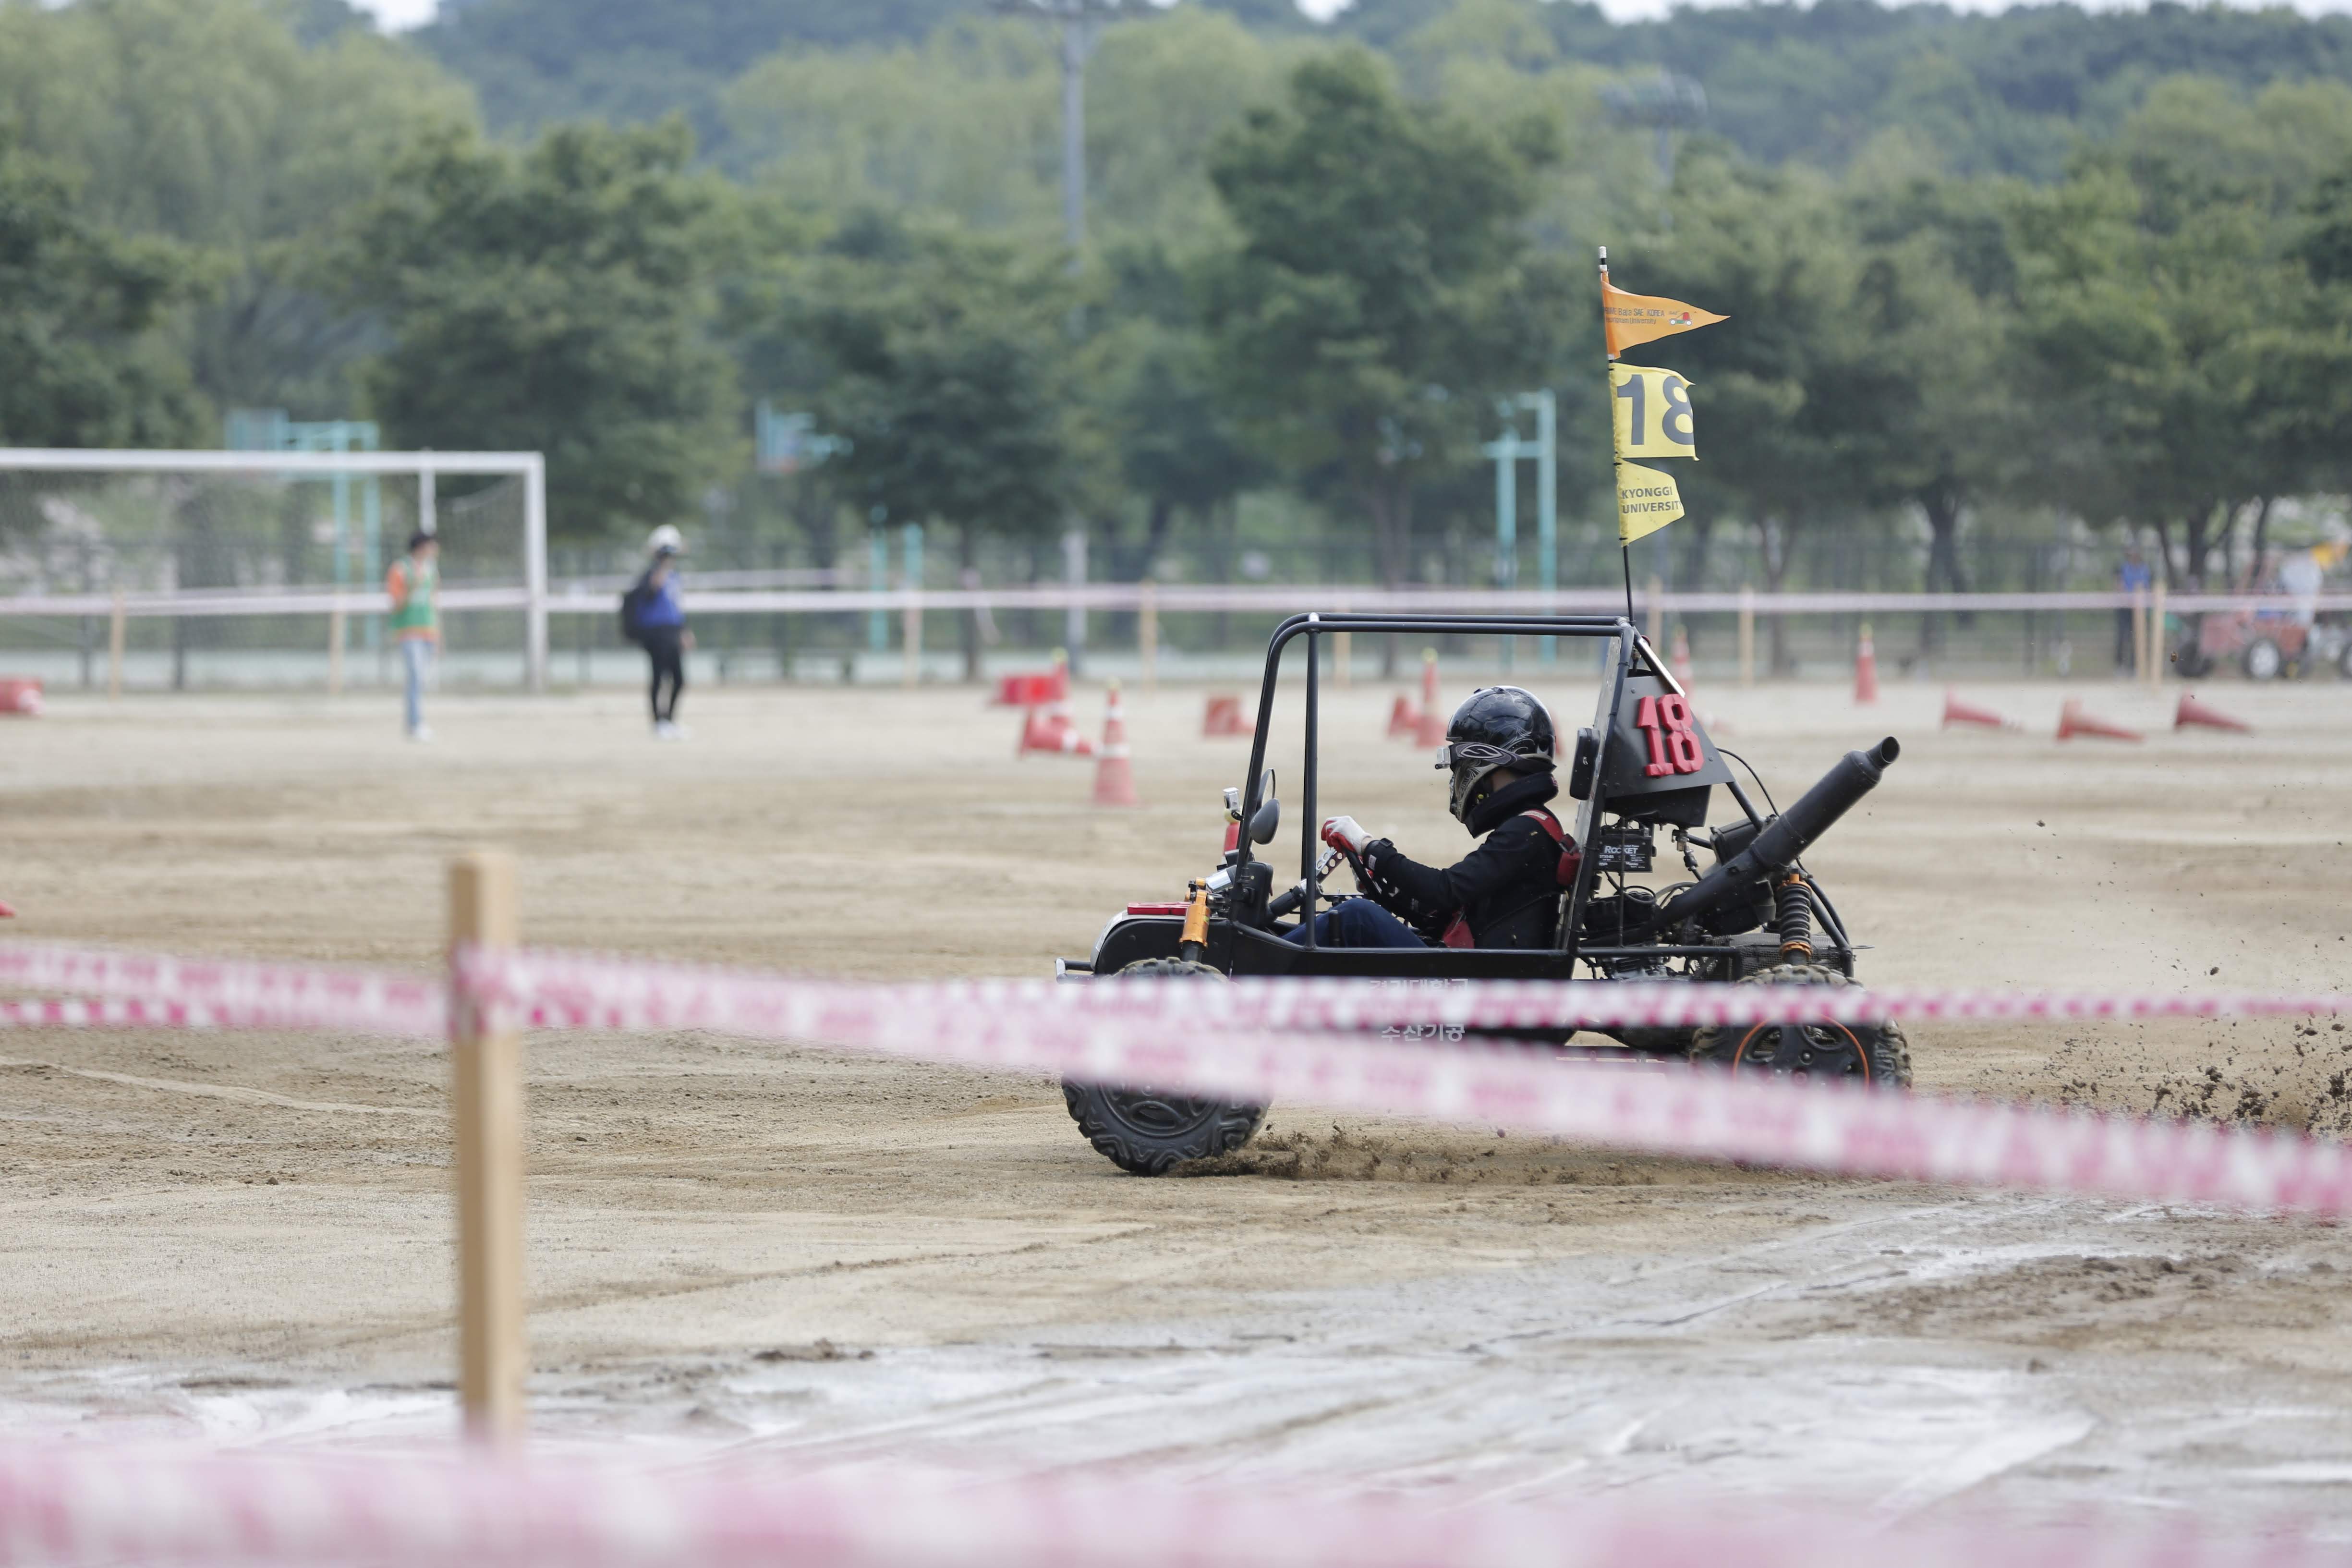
[{"left": 1091, "top": 915, "right": 1191, "bottom": 975}]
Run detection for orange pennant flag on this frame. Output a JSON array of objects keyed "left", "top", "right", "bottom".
[{"left": 1602, "top": 275, "right": 1727, "bottom": 357}]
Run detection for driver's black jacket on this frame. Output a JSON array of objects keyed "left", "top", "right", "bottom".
[{"left": 1350, "top": 774, "right": 1576, "bottom": 949}]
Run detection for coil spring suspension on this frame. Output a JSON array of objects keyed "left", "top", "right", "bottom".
[{"left": 1775, "top": 871, "right": 1813, "bottom": 959}]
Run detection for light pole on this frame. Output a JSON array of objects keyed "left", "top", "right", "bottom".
[
  {"left": 1484, "top": 391, "right": 1560, "bottom": 668},
  {"left": 991, "top": 0, "right": 1150, "bottom": 272}
]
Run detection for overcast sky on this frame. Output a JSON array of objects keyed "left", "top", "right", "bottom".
[{"left": 348, "top": 0, "right": 2352, "bottom": 33}]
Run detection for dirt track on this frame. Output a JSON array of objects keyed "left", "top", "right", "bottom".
[{"left": 3, "top": 675, "right": 2351, "bottom": 1517}]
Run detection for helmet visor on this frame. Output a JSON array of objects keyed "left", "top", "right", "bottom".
[
  {"left": 1437, "top": 741, "right": 1547, "bottom": 823},
  {"left": 1442, "top": 745, "right": 1516, "bottom": 823},
  {"left": 1434, "top": 741, "right": 1520, "bottom": 773}
]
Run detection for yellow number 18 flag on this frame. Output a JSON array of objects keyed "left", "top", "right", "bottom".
[{"left": 1610, "top": 364, "right": 1697, "bottom": 460}]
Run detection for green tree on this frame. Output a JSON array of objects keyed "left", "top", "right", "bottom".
[
  {"left": 2009, "top": 78, "right": 2352, "bottom": 586},
  {"left": 418, "top": 0, "right": 968, "bottom": 145},
  {"left": 1198, "top": 47, "right": 1571, "bottom": 611},
  {"left": 2277, "top": 162, "right": 2352, "bottom": 499},
  {"left": 338, "top": 120, "right": 741, "bottom": 541},
  {"left": 0, "top": 0, "right": 475, "bottom": 418},
  {"left": 0, "top": 133, "right": 213, "bottom": 449},
  {"left": 1836, "top": 157, "right": 2029, "bottom": 650},
  {"left": 1618, "top": 156, "right": 1885, "bottom": 669},
  {"left": 785, "top": 215, "right": 1071, "bottom": 680},
  {"left": 1102, "top": 320, "right": 1269, "bottom": 584},
  {"left": 724, "top": 8, "right": 1295, "bottom": 246}
]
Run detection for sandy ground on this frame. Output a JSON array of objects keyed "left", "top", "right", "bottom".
[{"left": 3, "top": 672, "right": 2351, "bottom": 1522}]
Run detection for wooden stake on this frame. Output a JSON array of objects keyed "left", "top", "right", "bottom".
[
  {"left": 1737, "top": 585, "right": 1756, "bottom": 688},
  {"left": 1645, "top": 575, "right": 1664, "bottom": 649},
  {"left": 1334, "top": 630, "right": 1352, "bottom": 689},
  {"left": 2131, "top": 592, "right": 2147, "bottom": 684},
  {"left": 107, "top": 590, "right": 126, "bottom": 701},
  {"left": 327, "top": 607, "right": 346, "bottom": 697},
  {"left": 2148, "top": 579, "right": 2167, "bottom": 688},
  {"left": 1138, "top": 580, "right": 1158, "bottom": 693},
  {"left": 449, "top": 851, "right": 526, "bottom": 1447}
]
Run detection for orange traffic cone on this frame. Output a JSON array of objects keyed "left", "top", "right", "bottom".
[
  {"left": 2056, "top": 698, "right": 2142, "bottom": 743},
  {"left": 1202, "top": 694, "right": 1251, "bottom": 737},
  {"left": 0, "top": 898, "right": 14, "bottom": 918},
  {"left": 1670, "top": 625, "right": 1695, "bottom": 691},
  {"left": 1091, "top": 681, "right": 1139, "bottom": 807},
  {"left": 1853, "top": 623, "right": 1879, "bottom": 706},
  {"left": 1386, "top": 693, "right": 1420, "bottom": 739},
  {"left": 1414, "top": 648, "right": 1447, "bottom": 746},
  {"left": 2175, "top": 691, "right": 2252, "bottom": 733},
  {"left": 1941, "top": 689, "right": 2017, "bottom": 730},
  {"left": 1018, "top": 696, "right": 1095, "bottom": 757}
]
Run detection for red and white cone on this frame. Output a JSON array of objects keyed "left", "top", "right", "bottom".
[
  {"left": 2175, "top": 691, "right": 2252, "bottom": 733},
  {"left": 1941, "top": 689, "right": 2018, "bottom": 730},
  {"left": 1670, "top": 624, "right": 1695, "bottom": 691},
  {"left": 2056, "top": 698, "right": 2142, "bottom": 743},
  {"left": 1853, "top": 623, "right": 1879, "bottom": 706},
  {"left": 1091, "top": 681, "right": 1139, "bottom": 807},
  {"left": 1017, "top": 696, "right": 1094, "bottom": 757},
  {"left": 1386, "top": 693, "right": 1419, "bottom": 739},
  {"left": 1202, "top": 694, "right": 1250, "bottom": 737},
  {"left": 1413, "top": 648, "right": 1446, "bottom": 747},
  {"left": 0, "top": 678, "right": 43, "bottom": 717}
]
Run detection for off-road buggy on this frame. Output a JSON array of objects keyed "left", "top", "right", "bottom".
[{"left": 1055, "top": 612, "right": 1909, "bottom": 1175}]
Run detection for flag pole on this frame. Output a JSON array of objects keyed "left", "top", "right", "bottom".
[{"left": 1601, "top": 246, "right": 1634, "bottom": 627}]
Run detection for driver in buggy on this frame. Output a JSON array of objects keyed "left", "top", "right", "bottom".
[{"left": 1303, "top": 686, "right": 1580, "bottom": 950}]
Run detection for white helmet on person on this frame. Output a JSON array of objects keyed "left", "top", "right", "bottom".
[{"left": 647, "top": 524, "right": 686, "bottom": 557}]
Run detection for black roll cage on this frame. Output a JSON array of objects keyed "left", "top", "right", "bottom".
[{"left": 1228, "top": 612, "right": 1765, "bottom": 965}]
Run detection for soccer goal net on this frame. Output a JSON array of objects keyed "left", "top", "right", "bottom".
[{"left": 0, "top": 450, "right": 546, "bottom": 694}]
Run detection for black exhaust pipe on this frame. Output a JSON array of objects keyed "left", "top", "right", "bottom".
[{"left": 1658, "top": 737, "right": 1899, "bottom": 930}]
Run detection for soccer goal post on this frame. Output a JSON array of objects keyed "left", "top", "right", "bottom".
[{"left": 0, "top": 449, "right": 548, "bottom": 695}]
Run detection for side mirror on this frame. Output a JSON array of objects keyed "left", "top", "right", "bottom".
[
  {"left": 1249, "top": 770, "right": 1280, "bottom": 844},
  {"left": 1566, "top": 728, "right": 1600, "bottom": 800}
]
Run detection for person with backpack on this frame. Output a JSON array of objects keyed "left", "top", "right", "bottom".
[
  {"left": 1308, "top": 686, "right": 1577, "bottom": 949},
  {"left": 386, "top": 528, "right": 439, "bottom": 741},
  {"left": 622, "top": 524, "right": 694, "bottom": 739}
]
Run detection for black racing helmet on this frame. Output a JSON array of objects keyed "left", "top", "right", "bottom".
[{"left": 1435, "top": 685, "right": 1556, "bottom": 823}]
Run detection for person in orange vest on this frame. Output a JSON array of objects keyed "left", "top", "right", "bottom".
[{"left": 386, "top": 529, "right": 439, "bottom": 741}]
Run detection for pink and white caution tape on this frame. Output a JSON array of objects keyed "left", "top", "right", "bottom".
[
  {"left": 0, "top": 1444, "right": 2337, "bottom": 1568},
  {"left": 0, "top": 996, "right": 248, "bottom": 1030},
  {"left": 7, "top": 938, "right": 2343, "bottom": 1040},
  {"left": 10, "top": 938, "right": 2352, "bottom": 1214},
  {"left": 0, "top": 942, "right": 444, "bottom": 1037},
  {"left": 464, "top": 946, "right": 2352, "bottom": 1217},
  {"left": 478, "top": 944, "right": 2352, "bottom": 1035}
]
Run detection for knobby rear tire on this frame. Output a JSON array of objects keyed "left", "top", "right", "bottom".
[{"left": 1687, "top": 961, "right": 1913, "bottom": 1087}]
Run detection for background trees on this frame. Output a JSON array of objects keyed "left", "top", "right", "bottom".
[
  {"left": 7, "top": 0, "right": 2352, "bottom": 624},
  {"left": 0, "top": 133, "right": 213, "bottom": 448},
  {"left": 776, "top": 216, "right": 1071, "bottom": 679},
  {"left": 0, "top": 0, "right": 472, "bottom": 417},
  {"left": 1200, "top": 49, "right": 1571, "bottom": 602},
  {"left": 335, "top": 120, "right": 741, "bottom": 541}
]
